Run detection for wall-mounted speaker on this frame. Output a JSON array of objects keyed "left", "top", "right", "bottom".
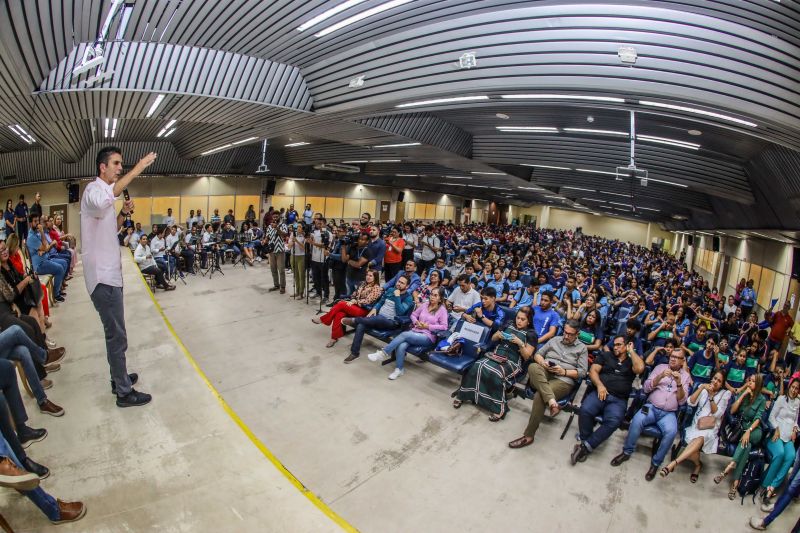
[
  {"left": 712, "top": 236, "right": 720, "bottom": 252},
  {"left": 792, "top": 248, "right": 800, "bottom": 279},
  {"left": 397, "top": 191, "right": 405, "bottom": 202},
  {"left": 463, "top": 200, "right": 470, "bottom": 208},
  {"left": 264, "top": 179, "right": 276, "bottom": 196},
  {"left": 68, "top": 183, "right": 79, "bottom": 203},
  {"left": 687, "top": 235, "right": 694, "bottom": 246}
]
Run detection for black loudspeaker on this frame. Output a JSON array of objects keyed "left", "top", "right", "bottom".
[
  {"left": 463, "top": 200, "right": 470, "bottom": 208},
  {"left": 687, "top": 235, "right": 694, "bottom": 246},
  {"left": 68, "top": 183, "right": 79, "bottom": 203},
  {"left": 712, "top": 236, "right": 720, "bottom": 252},
  {"left": 397, "top": 191, "right": 405, "bottom": 202},
  {"left": 264, "top": 179, "right": 276, "bottom": 196},
  {"left": 792, "top": 248, "right": 800, "bottom": 279}
]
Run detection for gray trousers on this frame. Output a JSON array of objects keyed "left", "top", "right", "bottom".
[
  {"left": 270, "top": 251, "right": 286, "bottom": 289},
  {"left": 90, "top": 283, "right": 132, "bottom": 396}
]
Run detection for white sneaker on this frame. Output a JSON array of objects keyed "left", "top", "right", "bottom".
[
  {"left": 367, "top": 350, "right": 388, "bottom": 362},
  {"left": 388, "top": 368, "right": 405, "bottom": 380},
  {"left": 760, "top": 501, "right": 774, "bottom": 513},
  {"left": 256, "top": 257, "right": 262, "bottom": 262},
  {"left": 748, "top": 517, "right": 766, "bottom": 530}
]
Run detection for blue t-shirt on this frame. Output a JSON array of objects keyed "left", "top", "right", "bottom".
[
  {"left": 511, "top": 288, "right": 534, "bottom": 311},
  {"left": 3, "top": 210, "right": 14, "bottom": 232},
  {"left": 286, "top": 210, "right": 298, "bottom": 224},
  {"left": 464, "top": 302, "right": 505, "bottom": 331},
  {"left": 688, "top": 349, "right": 716, "bottom": 384},
  {"left": 26, "top": 231, "right": 44, "bottom": 269},
  {"left": 532, "top": 306, "right": 560, "bottom": 338},
  {"left": 725, "top": 361, "right": 748, "bottom": 390}
]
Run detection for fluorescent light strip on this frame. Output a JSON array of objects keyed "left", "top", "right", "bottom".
[
  {"left": 646, "top": 177, "right": 689, "bottom": 188},
  {"left": 297, "top": 0, "right": 368, "bottom": 32},
  {"left": 201, "top": 137, "right": 257, "bottom": 156},
  {"left": 562, "top": 186, "right": 595, "bottom": 192},
  {"left": 445, "top": 176, "right": 473, "bottom": 179},
  {"left": 545, "top": 195, "right": 564, "bottom": 199},
  {"left": 500, "top": 94, "right": 625, "bottom": 103},
  {"left": 576, "top": 168, "right": 617, "bottom": 176},
  {"left": 639, "top": 100, "right": 757, "bottom": 128},
  {"left": 638, "top": 207, "right": 660, "bottom": 212},
  {"left": 373, "top": 142, "right": 420, "bottom": 148},
  {"left": 518, "top": 186, "right": 545, "bottom": 190},
  {"left": 471, "top": 172, "right": 505, "bottom": 175},
  {"left": 342, "top": 160, "right": 368, "bottom": 163},
  {"left": 285, "top": 142, "right": 310, "bottom": 147},
  {"left": 497, "top": 127, "right": 559, "bottom": 133},
  {"left": 314, "top": 0, "right": 413, "bottom": 37},
  {"left": 396, "top": 174, "right": 418, "bottom": 177},
  {"left": 564, "top": 128, "right": 628, "bottom": 136},
  {"left": 609, "top": 201, "right": 632, "bottom": 207},
  {"left": 111, "top": 119, "right": 117, "bottom": 138},
  {"left": 146, "top": 94, "right": 165, "bottom": 118},
  {"left": 396, "top": 95, "right": 489, "bottom": 108},
  {"left": 598, "top": 191, "right": 632, "bottom": 197},
  {"left": 637, "top": 135, "right": 700, "bottom": 150},
  {"left": 163, "top": 128, "right": 175, "bottom": 138},
  {"left": 8, "top": 125, "right": 35, "bottom": 144},
  {"left": 342, "top": 159, "right": 401, "bottom": 163},
  {"left": 521, "top": 164, "right": 571, "bottom": 170},
  {"left": 156, "top": 119, "right": 177, "bottom": 138},
  {"left": 466, "top": 184, "right": 483, "bottom": 188}
]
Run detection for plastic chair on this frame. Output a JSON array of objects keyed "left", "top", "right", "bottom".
[{"left": 427, "top": 319, "right": 491, "bottom": 374}]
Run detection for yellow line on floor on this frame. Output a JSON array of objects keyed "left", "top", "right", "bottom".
[{"left": 134, "top": 267, "right": 358, "bottom": 533}]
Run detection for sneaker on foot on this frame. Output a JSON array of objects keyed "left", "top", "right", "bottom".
[
  {"left": 40, "top": 378, "right": 53, "bottom": 390},
  {"left": 760, "top": 502, "right": 775, "bottom": 513},
  {"left": 367, "top": 350, "right": 389, "bottom": 362},
  {"left": 388, "top": 368, "right": 405, "bottom": 380},
  {"left": 0, "top": 457, "right": 40, "bottom": 491},
  {"left": 343, "top": 353, "right": 359, "bottom": 364},
  {"left": 110, "top": 373, "right": 139, "bottom": 395},
  {"left": 39, "top": 399, "right": 65, "bottom": 417},
  {"left": 50, "top": 500, "right": 86, "bottom": 524},
  {"left": 748, "top": 517, "right": 766, "bottom": 530},
  {"left": 18, "top": 425, "right": 47, "bottom": 448},
  {"left": 116, "top": 389, "right": 152, "bottom": 408}
]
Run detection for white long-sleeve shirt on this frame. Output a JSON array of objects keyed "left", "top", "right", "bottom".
[
  {"left": 134, "top": 243, "right": 156, "bottom": 270},
  {"left": 151, "top": 236, "right": 167, "bottom": 258},
  {"left": 768, "top": 395, "right": 800, "bottom": 442},
  {"left": 80, "top": 177, "right": 123, "bottom": 295}
]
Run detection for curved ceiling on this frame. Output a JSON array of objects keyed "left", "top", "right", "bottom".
[{"left": 0, "top": 0, "right": 799, "bottom": 231}]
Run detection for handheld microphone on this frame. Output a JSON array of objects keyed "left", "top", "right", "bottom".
[{"left": 122, "top": 188, "right": 133, "bottom": 214}]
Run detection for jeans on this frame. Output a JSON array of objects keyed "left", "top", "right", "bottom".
[
  {"left": 0, "top": 325, "right": 48, "bottom": 404},
  {"left": 90, "top": 284, "right": 132, "bottom": 397},
  {"left": 50, "top": 252, "right": 71, "bottom": 272},
  {"left": 623, "top": 404, "right": 678, "bottom": 466},
  {"left": 0, "top": 358, "right": 29, "bottom": 461},
  {"left": 764, "top": 450, "right": 800, "bottom": 526},
  {"left": 349, "top": 315, "right": 397, "bottom": 356},
  {"left": 155, "top": 255, "right": 176, "bottom": 276},
  {"left": 381, "top": 331, "right": 433, "bottom": 370},
  {"left": 763, "top": 439, "right": 797, "bottom": 489},
  {"left": 578, "top": 390, "right": 627, "bottom": 452},
  {"left": 0, "top": 433, "right": 60, "bottom": 520},
  {"left": 35, "top": 259, "right": 65, "bottom": 297}
]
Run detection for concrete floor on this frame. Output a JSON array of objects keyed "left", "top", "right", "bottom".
[{"left": 3, "top": 256, "right": 796, "bottom": 532}]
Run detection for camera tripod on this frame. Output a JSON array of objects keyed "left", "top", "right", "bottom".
[
  {"left": 202, "top": 245, "right": 224, "bottom": 278},
  {"left": 166, "top": 253, "right": 187, "bottom": 285}
]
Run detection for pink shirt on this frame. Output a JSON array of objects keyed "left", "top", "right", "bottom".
[
  {"left": 643, "top": 363, "right": 691, "bottom": 412},
  {"left": 410, "top": 304, "right": 449, "bottom": 342},
  {"left": 81, "top": 177, "right": 123, "bottom": 295}
]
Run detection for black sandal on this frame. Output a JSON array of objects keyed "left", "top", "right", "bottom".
[
  {"left": 489, "top": 412, "right": 506, "bottom": 422},
  {"left": 690, "top": 462, "right": 703, "bottom": 483},
  {"left": 452, "top": 399, "right": 462, "bottom": 409},
  {"left": 659, "top": 462, "right": 675, "bottom": 478}
]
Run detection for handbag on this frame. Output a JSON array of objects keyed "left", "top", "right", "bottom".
[
  {"left": 695, "top": 390, "right": 718, "bottom": 430},
  {"left": 722, "top": 417, "right": 744, "bottom": 444}
]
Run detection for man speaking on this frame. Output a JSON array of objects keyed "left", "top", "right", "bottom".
[{"left": 81, "top": 147, "right": 156, "bottom": 407}]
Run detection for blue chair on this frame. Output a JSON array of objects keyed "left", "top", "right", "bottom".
[
  {"left": 515, "top": 375, "right": 584, "bottom": 439},
  {"left": 427, "top": 320, "right": 491, "bottom": 374}
]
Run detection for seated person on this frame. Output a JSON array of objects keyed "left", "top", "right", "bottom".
[
  {"left": 611, "top": 347, "right": 690, "bottom": 481},
  {"left": 758, "top": 377, "right": 799, "bottom": 502},
  {"left": 219, "top": 222, "right": 241, "bottom": 263},
  {"left": 645, "top": 337, "right": 679, "bottom": 368},
  {"left": 577, "top": 310, "right": 603, "bottom": 356},
  {"left": 0, "top": 432, "right": 86, "bottom": 524},
  {"left": 133, "top": 235, "right": 175, "bottom": 291},
  {"left": 572, "top": 335, "right": 644, "bottom": 464},
  {"left": 423, "top": 257, "right": 451, "bottom": 286},
  {"left": 384, "top": 261, "right": 420, "bottom": 294},
  {"left": 412, "top": 270, "right": 443, "bottom": 306},
  {"left": 714, "top": 374, "right": 767, "bottom": 499},
  {"left": 150, "top": 227, "right": 175, "bottom": 275},
  {"left": 240, "top": 222, "right": 257, "bottom": 265},
  {"left": 0, "top": 238, "right": 51, "bottom": 335},
  {"left": 724, "top": 348, "right": 750, "bottom": 393},
  {"left": 0, "top": 325, "right": 64, "bottom": 416},
  {"left": 367, "top": 287, "right": 448, "bottom": 380},
  {"left": 684, "top": 323, "right": 710, "bottom": 353},
  {"left": 0, "top": 359, "right": 49, "bottom": 476},
  {"left": 531, "top": 291, "right": 561, "bottom": 346},
  {"left": 313, "top": 269, "right": 383, "bottom": 348},
  {"left": 508, "top": 279, "right": 537, "bottom": 313},
  {"left": 181, "top": 226, "right": 198, "bottom": 274},
  {"left": 647, "top": 311, "right": 677, "bottom": 347},
  {"left": 716, "top": 337, "right": 733, "bottom": 366},
  {"left": 342, "top": 275, "right": 414, "bottom": 363},
  {"left": 481, "top": 268, "right": 510, "bottom": 303},
  {"left": 660, "top": 370, "right": 731, "bottom": 481},
  {"left": 25, "top": 215, "right": 66, "bottom": 302},
  {"left": 508, "top": 320, "right": 588, "bottom": 450},
  {"left": 603, "top": 319, "right": 644, "bottom": 356},
  {"left": 454, "top": 307, "right": 537, "bottom": 420},
  {"left": 687, "top": 337, "right": 720, "bottom": 388},
  {"left": 446, "top": 274, "right": 480, "bottom": 323},
  {"left": 461, "top": 287, "right": 505, "bottom": 332}
]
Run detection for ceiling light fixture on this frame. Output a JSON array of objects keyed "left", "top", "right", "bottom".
[
  {"left": 639, "top": 100, "right": 757, "bottom": 128},
  {"left": 8, "top": 125, "right": 35, "bottom": 144},
  {"left": 521, "top": 164, "right": 571, "bottom": 170},
  {"left": 314, "top": 0, "right": 414, "bottom": 37},
  {"left": 598, "top": 191, "right": 632, "bottom": 197},
  {"left": 563, "top": 128, "right": 628, "bottom": 136},
  {"left": 396, "top": 174, "right": 418, "bottom": 177},
  {"left": 471, "top": 171, "right": 505, "bottom": 175},
  {"left": 608, "top": 201, "right": 633, "bottom": 207},
  {"left": 500, "top": 94, "right": 625, "bottom": 103},
  {"left": 342, "top": 160, "right": 368, "bottom": 163},
  {"left": 497, "top": 126, "right": 558, "bottom": 133},
  {"left": 285, "top": 141, "right": 310, "bottom": 147},
  {"left": 646, "top": 177, "right": 689, "bottom": 188},
  {"left": 576, "top": 168, "right": 617, "bottom": 176},
  {"left": 104, "top": 118, "right": 118, "bottom": 138},
  {"left": 518, "top": 186, "right": 545, "bottom": 190},
  {"left": 373, "top": 142, "right": 421, "bottom": 148},
  {"left": 445, "top": 176, "right": 473, "bottom": 179},
  {"left": 562, "top": 186, "right": 595, "bottom": 192},
  {"left": 156, "top": 119, "right": 176, "bottom": 138},
  {"left": 496, "top": 113, "right": 510, "bottom": 119},
  {"left": 201, "top": 136, "right": 258, "bottom": 156},
  {"left": 146, "top": 94, "right": 165, "bottom": 118},
  {"left": 545, "top": 195, "right": 564, "bottom": 199},
  {"left": 163, "top": 128, "right": 176, "bottom": 138},
  {"left": 637, "top": 134, "right": 700, "bottom": 150},
  {"left": 297, "top": 0, "right": 368, "bottom": 32},
  {"left": 638, "top": 207, "right": 660, "bottom": 212},
  {"left": 396, "top": 95, "right": 489, "bottom": 108}
]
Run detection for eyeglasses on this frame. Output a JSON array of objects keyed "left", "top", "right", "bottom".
[{"left": 563, "top": 330, "right": 577, "bottom": 337}]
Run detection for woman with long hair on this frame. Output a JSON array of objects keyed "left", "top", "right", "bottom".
[
  {"left": 453, "top": 306, "right": 537, "bottom": 421},
  {"left": 383, "top": 225, "right": 405, "bottom": 282},
  {"left": 3, "top": 199, "right": 14, "bottom": 239},
  {"left": 313, "top": 269, "right": 382, "bottom": 348},
  {"left": 759, "top": 377, "right": 800, "bottom": 502},
  {"left": 714, "top": 373, "right": 767, "bottom": 499},
  {"left": 413, "top": 269, "right": 441, "bottom": 306},
  {"left": 5, "top": 233, "right": 51, "bottom": 331},
  {"left": 660, "top": 370, "right": 731, "bottom": 482},
  {"left": 367, "top": 286, "right": 448, "bottom": 380}
]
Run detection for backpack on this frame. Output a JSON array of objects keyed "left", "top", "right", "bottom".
[{"left": 737, "top": 450, "right": 766, "bottom": 504}]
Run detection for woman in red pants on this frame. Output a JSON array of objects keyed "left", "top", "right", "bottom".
[{"left": 313, "top": 269, "right": 383, "bottom": 348}]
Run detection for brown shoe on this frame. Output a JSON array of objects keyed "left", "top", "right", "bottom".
[
  {"left": 280, "top": 288, "right": 286, "bottom": 294},
  {"left": 46, "top": 347, "right": 66, "bottom": 365},
  {"left": 0, "top": 457, "right": 40, "bottom": 491},
  {"left": 39, "top": 399, "right": 65, "bottom": 417},
  {"left": 645, "top": 464, "right": 659, "bottom": 481},
  {"left": 45, "top": 362, "right": 60, "bottom": 373},
  {"left": 40, "top": 378, "right": 53, "bottom": 390},
  {"left": 343, "top": 353, "right": 359, "bottom": 364},
  {"left": 51, "top": 500, "right": 86, "bottom": 524}
]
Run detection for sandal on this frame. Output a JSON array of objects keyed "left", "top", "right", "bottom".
[
  {"left": 489, "top": 412, "right": 506, "bottom": 422},
  {"left": 728, "top": 485, "right": 737, "bottom": 500},
  {"left": 660, "top": 462, "right": 676, "bottom": 478},
  {"left": 311, "top": 318, "right": 321, "bottom": 324},
  {"left": 325, "top": 339, "right": 337, "bottom": 348},
  {"left": 714, "top": 471, "right": 728, "bottom": 485},
  {"left": 690, "top": 462, "right": 703, "bottom": 483},
  {"left": 508, "top": 436, "right": 534, "bottom": 449},
  {"left": 452, "top": 399, "right": 462, "bottom": 409}
]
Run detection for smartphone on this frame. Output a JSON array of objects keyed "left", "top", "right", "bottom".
[
  {"left": 502, "top": 332, "right": 513, "bottom": 341},
  {"left": 641, "top": 405, "right": 650, "bottom": 415},
  {"left": 547, "top": 360, "right": 556, "bottom": 367}
]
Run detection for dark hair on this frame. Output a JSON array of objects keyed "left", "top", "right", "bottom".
[
  {"left": 457, "top": 274, "right": 471, "bottom": 284},
  {"left": 564, "top": 319, "right": 580, "bottom": 331},
  {"left": 397, "top": 274, "right": 411, "bottom": 286},
  {"left": 481, "top": 286, "right": 497, "bottom": 298},
  {"left": 96, "top": 146, "right": 122, "bottom": 175},
  {"left": 541, "top": 290, "right": 555, "bottom": 300},
  {"left": 626, "top": 319, "right": 642, "bottom": 332},
  {"left": 516, "top": 305, "right": 533, "bottom": 326}
]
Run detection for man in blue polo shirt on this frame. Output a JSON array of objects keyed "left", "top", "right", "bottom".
[
  {"left": 532, "top": 291, "right": 560, "bottom": 345},
  {"left": 26, "top": 215, "right": 66, "bottom": 301}
]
